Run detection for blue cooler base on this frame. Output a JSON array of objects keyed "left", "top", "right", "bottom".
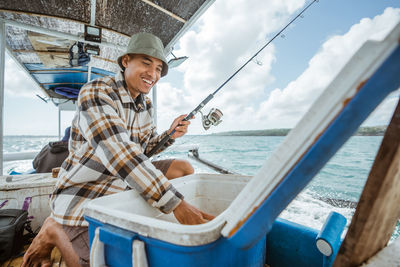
[{"left": 86, "top": 216, "right": 266, "bottom": 267}]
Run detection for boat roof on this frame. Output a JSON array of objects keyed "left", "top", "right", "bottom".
[{"left": 0, "top": 0, "right": 213, "bottom": 102}]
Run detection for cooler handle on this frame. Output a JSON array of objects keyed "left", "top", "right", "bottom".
[
  {"left": 132, "top": 240, "right": 149, "bottom": 267},
  {"left": 90, "top": 227, "right": 149, "bottom": 267},
  {"left": 316, "top": 211, "right": 347, "bottom": 257},
  {"left": 90, "top": 227, "right": 107, "bottom": 267}
]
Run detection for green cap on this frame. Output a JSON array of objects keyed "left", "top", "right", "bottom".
[{"left": 118, "top": 32, "right": 168, "bottom": 77}]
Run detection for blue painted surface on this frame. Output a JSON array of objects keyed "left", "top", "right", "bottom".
[
  {"left": 228, "top": 44, "right": 400, "bottom": 249},
  {"left": 32, "top": 72, "right": 88, "bottom": 84},
  {"left": 85, "top": 212, "right": 347, "bottom": 267},
  {"left": 316, "top": 212, "right": 347, "bottom": 256},
  {"left": 85, "top": 216, "right": 267, "bottom": 267},
  {"left": 24, "top": 63, "right": 115, "bottom": 98},
  {"left": 41, "top": 83, "right": 84, "bottom": 91},
  {"left": 8, "top": 169, "right": 36, "bottom": 175},
  {"left": 266, "top": 218, "right": 323, "bottom": 267},
  {"left": 266, "top": 212, "right": 346, "bottom": 267}
]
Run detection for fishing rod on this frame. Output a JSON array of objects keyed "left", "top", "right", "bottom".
[{"left": 145, "top": 0, "right": 319, "bottom": 158}]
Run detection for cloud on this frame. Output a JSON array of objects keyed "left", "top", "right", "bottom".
[
  {"left": 4, "top": 53, "right": 42, "bottom": 98},
  {"left": 155, "top": 82, "right": 193, "bottom": 126},
  {"left": 177, "top": 0, "right": 305, "bottom": 106},
  {"left": 157, "top": 0, "right": 307, "bottom": 133},
  {"left": 157, "top": 4, "right": 399, "bottom": 134},
  {"left": 256, "top": 7, "right": 400, "bottom": 129}
]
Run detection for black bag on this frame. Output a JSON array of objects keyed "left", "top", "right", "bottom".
[{"left": 0, "top": 209, "right": 28, "bottom": 262}]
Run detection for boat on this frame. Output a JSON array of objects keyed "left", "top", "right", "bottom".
[{"left": 1, "top": 1, "right": 400, "bottom": 266}]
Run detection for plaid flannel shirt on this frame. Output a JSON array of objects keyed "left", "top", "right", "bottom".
[{"left": 50, "top": 72, "right": 183, "bottom": 226}]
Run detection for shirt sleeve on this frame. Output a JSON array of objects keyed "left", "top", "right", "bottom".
[
  {"left": 142, "top": 98, "right": 175, "bottom": 156},
  {"left": 77, "top": 81, "right": 183, "bottom": 213},
  {"left": 145, "top": 129, "right": 175, "bottom": 156}
]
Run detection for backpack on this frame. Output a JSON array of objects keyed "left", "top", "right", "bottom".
[
  {"left": 0, "top": 209, "right": 28, "bottom": 262},
  {"left": 32, "top": 141, "right": 69, "bottom": 173}
]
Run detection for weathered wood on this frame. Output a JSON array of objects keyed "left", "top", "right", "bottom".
[
  {"left": 13, "top": 50, "right": 116, "bottom": 64},
  {"left": 333, "top": 98, "right": 400, "bottom": 267},
  {"left": 27, "top": 32, "right": 73, "bottom": 68},
  {"left": 0, "top": 247, "right": 65, "bottom": 267},
  {"left": 140, "top": 0, "right": 186, "bottom": 23}
]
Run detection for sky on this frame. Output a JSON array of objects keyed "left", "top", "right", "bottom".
[{"left": 3, "top": 0, "right": 400, "bottom": 136}]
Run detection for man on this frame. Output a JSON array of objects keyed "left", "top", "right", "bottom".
[{"left": 22, "top": 32, "right": 214, "bottom": 267}]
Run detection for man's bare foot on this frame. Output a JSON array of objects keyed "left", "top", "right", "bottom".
[{"left": 21, "top": 217, "right": 61, "bottom": 267}]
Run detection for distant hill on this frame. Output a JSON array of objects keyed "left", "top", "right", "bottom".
[
  {"left": 211, "top": 126, "right": 387, "bottom": 136},
  {"left": 211, "top": 128, "right": 291, "bottom": 136},
  {"left": 354, "top": 126, "right": 386, "bottom": 136}
]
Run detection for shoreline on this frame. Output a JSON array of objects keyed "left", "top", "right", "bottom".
[{"left": 209, "top": 126, "right": 387, "bottom": 137}]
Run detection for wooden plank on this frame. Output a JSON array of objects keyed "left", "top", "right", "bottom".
[
  {"left": 27, "top": 31, "right": 74, "bottom": 68},
  {"left": 13, "top": 50, "right": 116, "bottom": 64},
  {"left": 333, "top": 98, "right": 400, "bottom": 267},
  {"left": 1, "top": 247, "right": 64, "bottom": 267},
  {"left": 140, "top": 0, "right": 186, "bottom": 23}
]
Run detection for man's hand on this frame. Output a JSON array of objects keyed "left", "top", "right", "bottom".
[
  {"left": 168, "top": 114, "right": 192, "bottom": 139},
  {"left": 173, "top": 200, "right": 215, "bottom": 225}
]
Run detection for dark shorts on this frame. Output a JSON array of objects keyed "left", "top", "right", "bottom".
[
  {"left": 63, "top": 225, "right": 90, "bottom": 267},
  {"left": 152, "top": 159, "right": 174, "bottom": 175},
  {"left": 64, "top": 159, "right": 174, "bottom": 265}
]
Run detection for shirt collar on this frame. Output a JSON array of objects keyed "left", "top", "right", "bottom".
[
  {"left": 115, "top": 71, "right": 146, "bottom": 111},
  {"left": 115, "top": 71, "right": 132, "bottom": 104}
]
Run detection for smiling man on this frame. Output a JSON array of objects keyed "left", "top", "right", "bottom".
[{"left": 22, "top": 32, "right": 213, "bottom": 267}]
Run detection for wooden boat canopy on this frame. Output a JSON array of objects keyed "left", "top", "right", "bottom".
[
  {"left": 0, "top": 0, "right": 213, "bottom": 100},
  {"left": 0, "top": 0, "right": 209, "bottom": 44}
]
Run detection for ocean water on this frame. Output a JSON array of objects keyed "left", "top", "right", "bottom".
[{"left": 3, "top": 135, "right": 399, "bottom": 241}]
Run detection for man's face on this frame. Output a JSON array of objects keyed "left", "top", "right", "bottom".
[{"left": 122, "top": 54, "right": 163, "bottom": 98}]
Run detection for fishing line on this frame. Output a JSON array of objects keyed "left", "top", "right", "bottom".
[{"left": 146, "top": 0, "right": 319, "bottom": 158}]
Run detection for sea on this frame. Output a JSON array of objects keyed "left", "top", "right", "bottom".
[{"left": 3, "top": 134, "right": 399, "bottom": 241}]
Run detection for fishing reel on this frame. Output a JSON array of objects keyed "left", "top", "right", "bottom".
[{"left": 199, "top": 108, "right": 223, "bottom": 130}]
